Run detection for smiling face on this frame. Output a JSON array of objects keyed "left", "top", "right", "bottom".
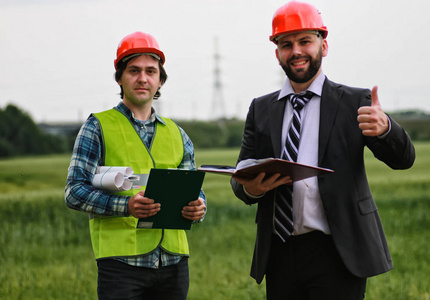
[
  {"left": 276, "top": 32, "right": 328, "bottom": 87},
  {"left": 118, "top": 54, "right": 162, "bottom": 108}
]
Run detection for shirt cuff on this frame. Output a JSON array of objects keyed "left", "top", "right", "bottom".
[
  {"left": 243, "top": 186, "right": 265, "bottom": 199},
  {"left": 378, "top": 115, "right": 392, "bottom": 139}
]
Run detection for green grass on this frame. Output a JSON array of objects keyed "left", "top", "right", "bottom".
[
  {"left": 362, "top": 142, "right": 430, "bottom": 300},
  {"left": 0, "top": 143, "right": 429, "bottom": 299}
]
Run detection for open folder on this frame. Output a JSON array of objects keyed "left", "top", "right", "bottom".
[
  {"left": 198, "top": 158, "right": 333, "bottom": 182},
  {"left": 136, "top": 169, "right": 205, "bottom": 230}
]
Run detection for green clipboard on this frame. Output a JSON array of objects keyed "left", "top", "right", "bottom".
[{"left": 136, "top": 168, "right": 205, "bottom": 230}]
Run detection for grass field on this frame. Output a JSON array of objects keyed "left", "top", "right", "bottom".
[{"left": 0, "top": 142, "right": 429, "bottom": 299}]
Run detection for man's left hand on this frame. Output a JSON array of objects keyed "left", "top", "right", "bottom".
[
  {"left": 357, "top": 86, "right": 389, "bottom": 136},
  {"left": 182, "top": 197, "right": 206, "bottom": 221}
]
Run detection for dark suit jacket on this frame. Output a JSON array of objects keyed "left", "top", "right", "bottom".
[{"left": 231, "top": 78, "right": 415, "bottom": 284}]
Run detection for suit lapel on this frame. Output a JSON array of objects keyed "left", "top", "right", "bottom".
[
  {"left": 319, "top": 79, "right": 343, "bottom": 165},
  {"left": 269, "top": 92, "right": 286, "bottom": 158}
]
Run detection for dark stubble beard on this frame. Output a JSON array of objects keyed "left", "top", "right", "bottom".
[{"left": 280, "top": 46, "right": 323, "bottom": 84}]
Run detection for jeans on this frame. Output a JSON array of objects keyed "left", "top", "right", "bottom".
[{"left": 97, "top": 257, "right": 189, "bottom": 300}]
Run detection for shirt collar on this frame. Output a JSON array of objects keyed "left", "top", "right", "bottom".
[
  {"left": 277, "top": 71, "right": 326, "bottom": 100},
  {"left": 116, "top": 101, "right": 166, "bottom": 125}
]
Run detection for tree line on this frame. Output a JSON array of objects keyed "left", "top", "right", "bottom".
[
  {"left": 0, "top": 104, "right": 68, "bottom": 157},
  {"left": 1, "top": 104, "right": 429, "bottom": 158},
  {"left": 0, "top": 104, "right": 246, "bottom": 158}
]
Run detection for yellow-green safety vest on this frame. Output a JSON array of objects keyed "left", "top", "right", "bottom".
[{"left": 89, "top": 108, "right": 188, "bottom": 260}]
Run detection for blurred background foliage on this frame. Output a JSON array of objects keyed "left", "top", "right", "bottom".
[{"left": 1, "top": 103, "right": 430, "bottom": 158}]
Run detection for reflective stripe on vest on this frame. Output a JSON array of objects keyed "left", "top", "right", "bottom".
[{"left": 90, "top": 108, "right": 188, "bottom": 260}]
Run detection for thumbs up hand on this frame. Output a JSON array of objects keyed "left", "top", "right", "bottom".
[{"left": 357, "top": 86, "right": 389, "bottom": 136}]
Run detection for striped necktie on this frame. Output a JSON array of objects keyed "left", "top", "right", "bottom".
[{"left": 274, "top": 91, "right": 314, "bottom": 242}]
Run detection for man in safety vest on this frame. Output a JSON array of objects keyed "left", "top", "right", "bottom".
[{"left": 65, "top": 31, "right": 206, "bottom": 300}]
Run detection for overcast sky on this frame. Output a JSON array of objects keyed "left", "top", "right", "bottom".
[{"left": 1, "top": 0, "right": 429, "bottom": 123}]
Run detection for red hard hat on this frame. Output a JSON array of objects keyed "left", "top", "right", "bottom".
[
  {"left": 114, "top": 32, "right": 165, "bottom": 70},
  {"left": 270, "top": 1, "right": 328, "bottom": 43}
]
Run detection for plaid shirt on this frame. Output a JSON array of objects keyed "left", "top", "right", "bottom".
[{"left": 65, "top": 102, "right": 206, "bottom": 268}]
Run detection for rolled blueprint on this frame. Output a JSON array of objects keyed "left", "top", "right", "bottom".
[
  {"left": 97, "top": 166, "right": 133, "bottom": 177},
  {"left": 92, "top": 172, "right": 125, "bottom": 191},
  {"left": 92, "top": 166, "right": 138, "bottom": 191}
]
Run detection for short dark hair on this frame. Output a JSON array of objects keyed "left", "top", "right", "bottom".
[{"left": 114, "top": 55, "right": 168, "bottom": 100}]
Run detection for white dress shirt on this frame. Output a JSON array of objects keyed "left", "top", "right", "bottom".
[{"left": 278, "top": 71, "right": 331, "bottom": 235}]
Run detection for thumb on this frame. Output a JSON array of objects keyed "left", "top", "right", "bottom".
[{"left": 371, "top": 86, "right": 380, "bottom": 107}]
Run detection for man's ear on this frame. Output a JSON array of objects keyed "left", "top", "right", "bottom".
[{"left": 322, "top": 39, "right": 328, "bottom": 57}]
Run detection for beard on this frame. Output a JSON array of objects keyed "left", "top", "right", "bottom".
[{"left": 280, "top": 47, "right": 323, "bottom": 84}]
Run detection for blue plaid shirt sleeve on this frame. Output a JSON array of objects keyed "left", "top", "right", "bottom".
[{"left": 65, "top": 116, "right": 130, "bottom": 216}]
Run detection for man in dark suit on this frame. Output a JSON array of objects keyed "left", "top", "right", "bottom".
[{"left": 230, "top": 1, "right": 415, "bottom": 299}]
